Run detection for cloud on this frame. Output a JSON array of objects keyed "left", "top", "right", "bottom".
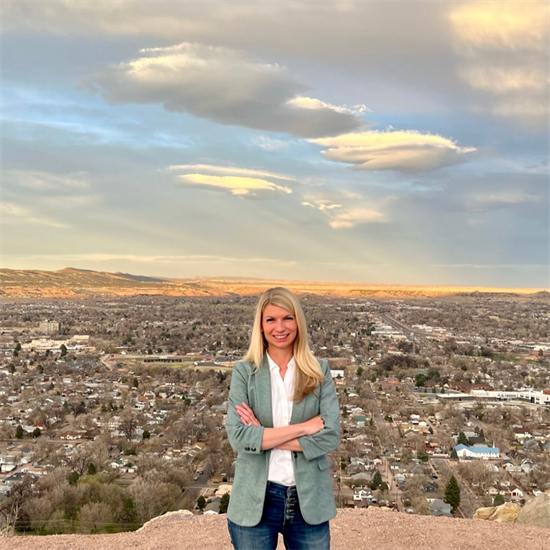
[
  {"left": 286, "top": 97, "right": 368, "bottom": 115},
  {"left": 0, "top": 201, "right": 69, "bottom": 228},
  {"left": 8, "top": 252, "right": 298, "bottom": 266},
  {"left": 449, "top": 2, "right": 549, "bottom": 52},
  {"left": 250, "top": 136, "right": 291, "bottom": 151},
  {"left": 310, "top": 131, "right": 476, "bottom": 173},
  {"left": 302, "top": 200, "right": 342, "bottom": 211},
  {"left": 176, "top": 174, "right": 292, "bottom": 198},
  {"left": 302, "top": 195, "right": 386, "bottom": 229},
  {"left": 4, "top": 169, "right": 89, "bottom": 190},
  {"left": 465, "top": 189, "right": 542, "bottom": 212},
  {"left": 82, "top": 42, "right": 364, "bottom": 138},
  {"left": 449, "top": 2, "right": 549, "bottom": 128},
  {"left": 168, "top": 164, "right": 295, "bottom": 182}
]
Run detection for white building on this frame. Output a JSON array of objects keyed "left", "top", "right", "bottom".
[{"left": 454, "top": 444, "right": 500, "bottom": 459}]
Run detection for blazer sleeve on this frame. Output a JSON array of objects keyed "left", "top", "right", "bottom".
[
  {"left": 226, "top": 361, "right": 265, "bottom": 455},
  {"left": 298, "top": 359, "right": 340, "bottom": 461}
]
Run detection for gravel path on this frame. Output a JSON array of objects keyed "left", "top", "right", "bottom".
[{"left": 5, "top": 508, "right": 549, "bottom": 550}]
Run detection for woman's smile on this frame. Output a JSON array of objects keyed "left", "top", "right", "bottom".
[{"left": 262, "top": 304, "right": 298, "bottom": 350}]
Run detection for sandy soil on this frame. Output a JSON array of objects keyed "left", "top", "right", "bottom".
[{"left": 5, "top": 508, "right": 549, "bottom": 550}]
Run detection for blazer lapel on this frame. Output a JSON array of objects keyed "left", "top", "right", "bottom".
[
  {"left": 290, "top": 385, "right": 309, "bottom": 425},
  {"left": 253, "top": 354, "right": 274, "bottom": 428}
]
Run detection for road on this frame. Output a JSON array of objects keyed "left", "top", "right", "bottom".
[{"left": 170, "top": 467, "right": 212, "bottom": 511}]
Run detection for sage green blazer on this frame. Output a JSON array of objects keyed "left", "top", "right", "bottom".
[{"left": 226, "top": 355, "right": 340, "bottom": 526}]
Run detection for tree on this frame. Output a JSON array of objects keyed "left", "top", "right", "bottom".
[
  {"left": 450, "top": 448, "right": 458, "bottom": 460},
  {"left": 0, "top": 475, "right": 34, "bottom": 535},
  {"left": 119, "top": 412, "right": 139, "bottom": 442},
  {"left": 197, "top": 495, "right": 206, "bottom": 511},
  {"left": 417, "top": 449, "right": 429, "bottom": 462},
  {"left": 415, "top": 373, "right": 426, "bottom": 387},
  {"left": 356, "top": 366, "right": 364, "bottom": 377},
  {"left": 369, "top": 470, "right": 382, "bottom": 490},
  {"left": 457, "top": 432, "right": 469, "bottom": 446},
  {"left": 68, "top": 471, "right": 80, "bottom": 485},
  {"left": 493, "top": 494, "right": 505, "bottom": 506},
  {"left": 219, "top": 493, "right": 230, "bottom": 514},
  {"left": 444, "top": 475, "right": 461, "bottom": 512},
  {"left": 60, "top": 344, "right": 67, "bottom": 357},
  {"left": 32, "top": 428, "right": 41, "bottom": 438},
  {"left": 87, "top": 463, "right": 97, "bottom": 476},
  {"left": 15, "top": 425, "right": 24, "bottom": 439},
  {"left": 142, "top": 429, "right": 150, "bottom": 440}
]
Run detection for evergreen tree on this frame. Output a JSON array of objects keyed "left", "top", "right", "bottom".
[
  {"left": 493, "top": 494, "right": 505, "bottom": 506},
  {"left": 219, "top": 493, "right": 230, "bottom": 514},
  {"left": 369, "top": 470, "right": 383, "bottom": 489},
  {"left": 87, "top": 463, "right": 97, "bottom": 475},
  {"left": 197, "top": 495, "right": 206, "bottom": 511},
  {"left": 15, "top": 425, "right": 24, "bottom": 439},
  {"left": 68, "top": 471, "right": 80, "bottom": 485},
  {"left": 444, "top": 475, "right": 461, "bottom": 512},
  {"left": 457, "top": 431, "right": 469, "bottom": 446},
  {"left": 450, "top": 448, "right": 459, "bottom": 459}
]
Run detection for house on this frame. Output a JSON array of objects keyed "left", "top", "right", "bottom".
[
  {"left": 511, "top": 488, "right": 524, "bottom": 500},
  {"left": 454, "top": 444, "right": 500, "bottom": 459}
]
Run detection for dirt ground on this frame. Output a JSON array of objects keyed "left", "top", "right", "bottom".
[{"left": 5, "top": 507, "right": 549, "bottom": 550}]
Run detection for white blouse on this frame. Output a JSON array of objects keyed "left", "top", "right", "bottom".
[{"left": 266, "top": 353, "right": 296, "bottom": 486}]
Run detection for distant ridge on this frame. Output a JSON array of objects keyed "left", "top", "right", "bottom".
[{"left": 0, "top": 267, "right": 547, "bottom": 299}]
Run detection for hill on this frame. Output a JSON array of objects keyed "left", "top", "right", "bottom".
[
  {"left": 6, "top": 508, "right": 549, "bottom": 550},
  {"left": 0, "top": 268, "right": 546, "bottom": 299}
]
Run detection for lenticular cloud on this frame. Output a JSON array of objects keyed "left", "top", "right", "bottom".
[{"left": 82, "top": 42, "right": 364, "bottom": 138}]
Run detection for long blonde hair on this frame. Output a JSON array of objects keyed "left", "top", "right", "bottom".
[{"left": 244, "top": 287, "right": 324, "bottom": 402}]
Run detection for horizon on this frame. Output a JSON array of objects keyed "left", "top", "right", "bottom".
[
  {"left": 1, "top": 265, "right": 548, "bottom": 292},
  {"left": 1, "top": 2, "right": 548, "bottom": 288}
]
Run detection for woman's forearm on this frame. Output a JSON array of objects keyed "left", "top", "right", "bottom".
[
  {"left": 275, "top": 438, "right": 303, "bottom": 452},
  {"left": 261, "top": 424, "right": 306, "bottom": 450}
]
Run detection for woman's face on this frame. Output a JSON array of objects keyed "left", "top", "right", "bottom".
[{"left": 261, "top": 303, "right": 298, "bottom": 352}]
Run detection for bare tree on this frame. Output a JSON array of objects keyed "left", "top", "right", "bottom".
[{"left": 0, "top": 475, "right": 34, "bottom": 534}]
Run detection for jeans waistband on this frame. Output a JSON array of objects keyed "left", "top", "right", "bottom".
[{"left": 266, "top": 480, "right": 297, "bottom": 496}]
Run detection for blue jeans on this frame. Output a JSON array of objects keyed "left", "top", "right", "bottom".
[{"left": 228, "top": 481, "right": 331, "bottom": 550}]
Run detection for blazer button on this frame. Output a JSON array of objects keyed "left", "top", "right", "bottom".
[
  {"left": 245, "top": 446, "right": 250, "bottom": 451},
  {"left": 252, "top": 447, "right": 256, "bottom": 452}
]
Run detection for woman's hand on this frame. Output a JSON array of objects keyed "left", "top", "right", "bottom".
[
  {"left": 236, "top": 402, "right": 261, "bottom": 426},
  {"left": 302, "top": 415, "right": 325, "bottom": 435}
]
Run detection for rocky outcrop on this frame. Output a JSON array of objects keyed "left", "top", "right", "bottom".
[
  {"left": 474, "top": 502, "right": 521, "bottom": 523},
  {"left": 516, "top": 493, "right": 550, "bottom": 529},
  {"left": 137, "top": 509, "right": 194, "bottom": 531}
]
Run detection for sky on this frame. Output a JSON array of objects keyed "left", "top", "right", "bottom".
[{"left": 1, "top": 1, "right": 548, "bottom": 288}]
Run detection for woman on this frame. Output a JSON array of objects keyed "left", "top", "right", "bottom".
[{"left": 225, "top": 287, "right": 340, "bottom": 550}]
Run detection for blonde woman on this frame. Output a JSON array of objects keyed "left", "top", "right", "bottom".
[{"left": 226, "top": 287, "right": 340, "bottom": 550}]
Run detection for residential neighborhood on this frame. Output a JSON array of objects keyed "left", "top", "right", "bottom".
[{"left": 0, "top": 293, "right": 549, "bottom": 533}]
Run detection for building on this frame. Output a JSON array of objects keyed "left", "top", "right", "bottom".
[
  {"left": 454, "top": 444, "right": 500, "bottom": 459},
  {"left": 39, "top": 320, "right": 61, "bottom": 334},
  {"left": 470, "top": 389, "right": 550, "bottom": 406}
]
